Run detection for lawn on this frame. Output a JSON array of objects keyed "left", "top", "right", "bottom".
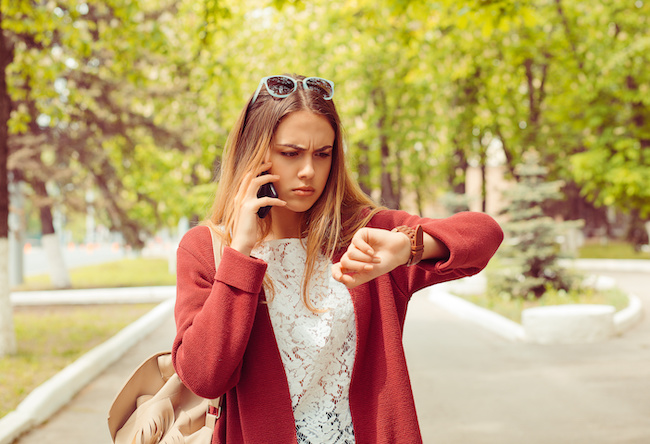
[
  {"left": 0, "top": 303, "right": 156, "bottom": 417},
  {"left": 578, "top": 240, "right": 650, "bottom": 260},
  {"left": 1, "top": 257, "right": 174, "bottom": 418},
  {"left": 13, "top": 257, "right": 176, "bottom": 291},
  {"left": 455, "top": 239, "right": 645, "bottom": 322},
  {"left": 459, "top": 287, "right": 630, "bottom": 323}
]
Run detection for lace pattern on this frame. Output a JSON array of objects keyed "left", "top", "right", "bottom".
[{"left": 253, "top": 239, "right": 356, "bottom": 443}]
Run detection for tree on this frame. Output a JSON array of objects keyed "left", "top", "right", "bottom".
[
  {"left": 492, "top": 151, "right": 581, "bottom": 299},
  {"left": 563, "top": 2, "right": 650, "bottom": 244},
  {"left": 6, "top": 0, "right": 212, "bottom": 251},
  {"left": 0, "top": 0, "right": 261, "bottom": 355},
  {"left": 0, "top": 1, "right": 17, "bottom": 355}
]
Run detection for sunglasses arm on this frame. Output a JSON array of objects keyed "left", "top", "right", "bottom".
[{"left": 251, "top": 79, "right": 266, "bottom": 105}]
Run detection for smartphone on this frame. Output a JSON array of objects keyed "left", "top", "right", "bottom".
[{"left": 257, "top": 171, "right": 278, "bottom": 219}]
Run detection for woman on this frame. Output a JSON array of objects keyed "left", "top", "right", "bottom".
[{"left": 172, "top": 74, "right": 503, "bottom": 443}]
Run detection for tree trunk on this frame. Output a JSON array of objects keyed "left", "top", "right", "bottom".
[
  {"left": 380, "top": 140, "right": 399, "bottom": 209},
  {"left": 480, "top": 147, "right": 487, "bottom": 212},
  {"left": 626, "top": 209, "right": 649, "bottom": 252},
  {"left": 372, "top": 87, "right": 399, "bottom": 209},
  {"left": 8, "top": 178, "right": 24, "bottom": 287},
  {"left": 32, "top": 179, "right": 71, "bottom": 288},
  {"left": 0, "top": 238, "right": 14, "bottom": 356},
  {"left": 0, "top": 14, "right": 17, "bottom": 356},
  {"left": 379, "top": 124, "right": 399, "bottom": 209},
  {"left": 41, "top": 233, "right": 71, "bottom": 288},
  {"left": 356, "top": 142, "right": 371, "bottom": 197},
  {"left": 449, "top": 146, "right": 468, "bottom": 195}
]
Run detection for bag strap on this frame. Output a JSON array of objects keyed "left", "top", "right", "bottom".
[
  {"left": 206, "top": 226, "right": 223, "bottom": 417},
  {"left": 208, "top": 226, "right": 223, "bottom": 269}
]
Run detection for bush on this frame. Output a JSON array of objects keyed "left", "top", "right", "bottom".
[{"left": 491, "top": 151, "right": 583, "bottom": 299}]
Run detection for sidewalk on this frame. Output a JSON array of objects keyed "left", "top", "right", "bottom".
[
  {"left": 14, "top": 314, "right": 176, "bottom": 444},
  {"left": 7, "top": 265, "right": 650, "bottom": 443},
  {"left": 407, "top": 268, "right": 650, "bottom": 443}
]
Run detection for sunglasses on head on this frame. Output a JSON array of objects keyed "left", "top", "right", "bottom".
[{"left": 251, "top": 75, "right": 335, "bottom": 105}]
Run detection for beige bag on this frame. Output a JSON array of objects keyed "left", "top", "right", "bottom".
[
  {"left": 108, "top": 227, "right": 223, "bottom": 444},
  {"left": 107, "top": 352, "right": 221, "bottom": 443}
]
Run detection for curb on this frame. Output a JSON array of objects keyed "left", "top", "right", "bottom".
[
  {"left": 615, "top": 294, "right": 643, "bottom": 334},
  {"left": 426, "top": 274, "right": 644, "bottom": 343},
  {"left": 11, "top": 286, "right": 175, "bottom": 306},
  {"left": 424, "top": 286, "right": 525, "bottom": 342},
  {"left": 0, "top": 298, "right": 175, "bottom": 444},
  {"left": 562, "top": 258, "right": 650, "bottom": 273}
]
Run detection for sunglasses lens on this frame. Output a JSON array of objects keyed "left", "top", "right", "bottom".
[
  {"left": 266, "top": 76, "right": 296, "bottom": 96},
  {"left": 305, "top": 77, "right": 333, "bottom": 99}
]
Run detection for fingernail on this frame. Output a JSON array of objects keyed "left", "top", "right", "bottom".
[
  {"left": 364, "top": 264, "right": 373, "bottom": 271},
  {"left": 373, "top": 257, "right": 381, "bottom": 263}
]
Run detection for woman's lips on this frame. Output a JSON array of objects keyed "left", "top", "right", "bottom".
[{"left": 293, "top": 187, "right": 315, "bottom": 196}]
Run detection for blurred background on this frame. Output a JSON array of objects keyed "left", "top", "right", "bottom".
[
  {"left": 2, "top": 1, "right": 650, "bottom": 436},
  {"left": 1, "top": 0, "right": 649, "bottom": 288}
]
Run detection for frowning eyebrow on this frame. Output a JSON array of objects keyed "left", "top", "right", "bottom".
[{"left": 277, "top": 143, "right": 333, "bottom": 152}]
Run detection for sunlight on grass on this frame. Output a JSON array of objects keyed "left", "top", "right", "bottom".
[
  {"left": 459, "top": 287, "right": 630, "bottom": 323},
  {"left": 14, "top": 258, "right": 176, "bottom": 291},
  {"left": 0, "top": 304, "right": 157, "bottom": 417},
  {"left": 578, "top": 240, "right": 650, "bottom": 260}
]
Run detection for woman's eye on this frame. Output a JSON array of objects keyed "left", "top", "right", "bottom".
[
  {"left": 317, "top": 152, "right": 332, "bottom": 158},
  {"left": 281, "top": 151, "right": 299, "bottom": 157}
]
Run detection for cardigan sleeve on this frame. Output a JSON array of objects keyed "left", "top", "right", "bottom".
[
  {"left": 171, "top": 225, "right": 268, "bottom": 399},
  {"left": 367, "top": 210, "right": 503, "bottom": 297}
]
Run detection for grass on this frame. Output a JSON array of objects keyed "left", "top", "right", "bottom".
[
  {"left": 13, "top": 258, "right": 176, "bottom": 292},
  {"left": 456, "top": 240, "right": 648, "bottom": 322},
  {"left": 578, "top": 240, "right": 650, "bottom": 260},
  {"left": 0, "top": 303, "right": 157, "bottom": 418},
  {"left": 1, "top": 258, "right": 174, "bottom": 418},
  {"left": 459, "top": 287, "right": 630, "bottom": 323}
]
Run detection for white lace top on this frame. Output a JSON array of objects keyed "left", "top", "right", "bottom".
[{"left": 252, "top": 239, "right": 356, "bottom": 443}]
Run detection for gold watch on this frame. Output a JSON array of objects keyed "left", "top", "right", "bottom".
[{"left": 391, "top": 225, "right": 424, "bottom": 266}]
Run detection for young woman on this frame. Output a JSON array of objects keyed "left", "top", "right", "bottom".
[{"left": 172, "top": 74, "right": 503, "bottom": 444}]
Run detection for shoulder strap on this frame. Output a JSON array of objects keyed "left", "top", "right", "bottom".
[
  {"left": 208, "top": 226, "right": 223, "bottom": 270},
  {"left": 206, "top": 226, "right": 223, "bottom": 413}
]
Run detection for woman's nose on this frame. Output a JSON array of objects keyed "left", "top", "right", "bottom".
[{"left": 298, "top": 158, "right": 315, "bottom": 179}]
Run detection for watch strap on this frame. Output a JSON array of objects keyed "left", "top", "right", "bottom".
[{"left": 391, "top": 225, "right": 424, "bottom": 266}]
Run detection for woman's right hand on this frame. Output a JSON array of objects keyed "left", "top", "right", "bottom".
[{"left": 230, "top": 162, "right": 285, "bottom": 256}]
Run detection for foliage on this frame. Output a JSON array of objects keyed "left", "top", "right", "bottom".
[
  {"left": 4, "top": 0, "right": 220, "bottom": 248},
  {"left": 2, "top": 0, "right": 650, "bottom": 238},
  {"left": 564, "top": 2, "right": 650, "bottom": 218},
  {"left": 490, "top": 152, "right": 583, "bottom": 298}
]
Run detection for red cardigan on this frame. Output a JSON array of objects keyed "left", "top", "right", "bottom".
[{"left": 172, "top": 210, "right": 503, "bottom": 443}]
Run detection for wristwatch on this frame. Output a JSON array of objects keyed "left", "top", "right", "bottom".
[{"left": 391, "top": 225, "right": 424, "bottom": 266}]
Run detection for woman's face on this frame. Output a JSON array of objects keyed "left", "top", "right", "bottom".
[{"left": 267, "top": 110, "right": 335, "bottom": 216}]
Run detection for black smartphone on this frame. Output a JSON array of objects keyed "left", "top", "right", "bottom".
[{"left": 257, "top": 172, "right": 278, "bottom": 219}]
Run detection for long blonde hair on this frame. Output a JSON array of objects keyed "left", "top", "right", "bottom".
[{"left": 207, "top": 74, "right": 381, "bottom": 311}]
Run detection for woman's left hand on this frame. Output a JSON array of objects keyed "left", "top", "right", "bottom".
[{"left": 331, "top": 227, "right": 411, "bottom": 289}]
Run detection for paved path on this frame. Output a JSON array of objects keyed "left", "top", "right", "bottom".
[
  {"left": 405, "top": 269, "right": 650, "bottom": 444},
  {"left": 14, "top": 315, "right": 176, "bottom": 444},
  {"left": 14, "top": 270, "right": 650, "bottom": 443}
]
